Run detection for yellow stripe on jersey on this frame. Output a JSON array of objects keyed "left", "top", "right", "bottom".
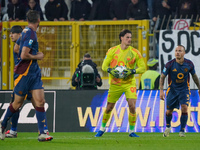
[
  {"left": 14, "top": 60, "right": 33, "bottom": 87},
  {"left": 14, "top": 74, "right": 23, "bottom": 87}
]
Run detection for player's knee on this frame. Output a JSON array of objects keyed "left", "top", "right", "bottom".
[
  {"left": 35, "top": 98, "right": 45, "bottom": 107},
  {"left": 181, "top": 104, "right": 188, "bottom": 113},
  {"left": 40, "top": 99, "right": 45, "bottom": 106},
  {"left": 166, "top": 110, "right": 173, "bottom": 115},
  {"left": 129, "top": 105, "right": 135, "bottom": 111},
  {"left": 181, "top": 107, "right": 188, "bottom": 113},
  {"left": 106, "top": 108, "right": 112, "bottom": 113},
  {"left": 106, "top": 106, "right": 114, "bottom": 113},
  {"left": 12, "top": 101, "right": 23, "bottom": 110}
]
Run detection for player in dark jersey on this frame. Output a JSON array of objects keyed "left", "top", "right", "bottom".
[
  {"left": 5, "top": 26, "right": 49, "bottom": 138},
  {"left": 160, "top": 45, "right": 200, "bottom": 137},
  {"left": 0, "top": 10, "right": 53, "bottom": 141},
  {"left": 4, "top": 25, "right": 23, "bottom": 138}
]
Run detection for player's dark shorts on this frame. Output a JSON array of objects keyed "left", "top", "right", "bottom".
[
  {"left": 14, "top": 74, "right": 43, "bottom": 97},
  {"left": 10, "top": 91, "right": 32, "bottom": 103},
  {"left": 166, "top": 88, "right": 190, "bottom": 110}
]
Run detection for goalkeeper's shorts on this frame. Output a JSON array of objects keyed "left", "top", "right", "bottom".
[{"left": 107, "top": 84, "right": 137, "bottom": 103}]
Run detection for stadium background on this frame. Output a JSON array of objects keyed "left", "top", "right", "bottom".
[
  {"left": 1, "top": 20, "right": 149, "bottom": 90},
  {"left": 0, "top": 20, "right": 200, "bottom": 133}
]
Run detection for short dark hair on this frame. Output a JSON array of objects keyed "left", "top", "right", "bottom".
[
  {"left": 10, "top": 25, "right": 23, "bottom": 33},
  {"left": 177, "top": 44, "right": 185, "bottom": 50},
  {"left": 26, "top": 10, "right": 40, "bottom": 23},
  {"left": 119, "top": 29, "right": 132, "bottom": 42},
  {"left": 84, "top": 53, "right": 91, "bottom": 58}
]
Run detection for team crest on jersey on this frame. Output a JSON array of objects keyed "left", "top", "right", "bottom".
[
  {"left": 184, "top": 68, "right": 188, "bottom": 72},
  {"left": 29, "top": 39, "right": 33, "bottom": 45}
]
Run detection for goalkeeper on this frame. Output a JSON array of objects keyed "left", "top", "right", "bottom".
[{"left": 95, "top": 29, "right": 146, "bottom": 137}]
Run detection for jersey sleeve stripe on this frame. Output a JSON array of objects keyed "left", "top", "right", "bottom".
[{"left": 131, "top": 48, "right": 142, "bottom": 59}]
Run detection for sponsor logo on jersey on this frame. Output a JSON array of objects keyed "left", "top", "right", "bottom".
[
  {"left": 172, "top": 68, "right": 177, "bottom": 72},
  {"left": 28, "top": 39, "right": 33, "bottom": 46},
  {"left": 163, "top": 67, "right": 166, "bottom": 73}
]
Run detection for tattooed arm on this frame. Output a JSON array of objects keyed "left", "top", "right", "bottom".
[
  {"left": 192, "top": 74, "right": 200, "bottom": 96},
  {"left": 160, "top": 73, "right": 166, "bottom": 100}
]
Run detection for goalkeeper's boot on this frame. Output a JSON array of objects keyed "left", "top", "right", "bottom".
[
  {"left": 0, "top": 121, "right": 6, "bottom": 140},
  {"left": 38, "top": 133, "right": 53, "bottom": 142},
  {"left": 129, "top": 132, "right": 139, "bottom": 137},
  {"left": 5, "top": 130, "right": 17, "bottom": 138},
  {"left": 95, "top": 130, "right": 105, "bottom": 137},
  {"left": 163, "top": 127, "right": 171, "bottom": 137},
  {"left": 179, "top": 131, "right": 186, "bottom": 137}
]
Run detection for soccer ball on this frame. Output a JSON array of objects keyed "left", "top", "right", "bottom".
[{"left": 115, "top": 65, "right": 126, "bottom": 78}]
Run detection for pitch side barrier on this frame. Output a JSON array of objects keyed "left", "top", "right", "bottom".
[
  {"left": 0, "top": 90, "right": 199, "bottom": 133},
  {"left": 2, "top": 20, "right": 149, "bottom": 90}
]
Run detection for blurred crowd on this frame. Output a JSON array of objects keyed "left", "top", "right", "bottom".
[{"left": 0, "top": 0, "right": 200, "bottom": 23}]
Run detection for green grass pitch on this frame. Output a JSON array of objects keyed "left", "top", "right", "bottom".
[{"left": 1, "top": 132, "right": 200, "bottom": 150}]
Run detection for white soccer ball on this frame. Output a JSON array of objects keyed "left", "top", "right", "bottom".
[{"left": 115, "top": 65, "right": 126, "bottom": 78}]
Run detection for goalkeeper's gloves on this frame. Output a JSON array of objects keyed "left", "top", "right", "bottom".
[
  {"left": 123, "top": 68, "right": 136, "bottom": 79},
  {"left": 107, "top": 65, "right": 119, "bottom": 78}
]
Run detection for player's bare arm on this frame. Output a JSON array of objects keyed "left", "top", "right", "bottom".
[
  {"left": 14, "top": 44, "right": 20, "bottom": 53},
  {"left": 21, "top": 46, "right": 44, "bottom": 60},
  {"left": 160, "top": 73, "right": 166, "bottom": 100},
  {"left": 192, "top": 74, "right": 200, "bottom": 95}
]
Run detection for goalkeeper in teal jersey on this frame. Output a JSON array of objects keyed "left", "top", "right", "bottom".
[{"left": 95, "top": 29, "right": 146, "bottom": 137}]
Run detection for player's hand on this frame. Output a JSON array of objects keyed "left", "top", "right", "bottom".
[
  {"left": 123, "top": 67, "right": 136, "bottom": 79},
  {"left": 107, "top": 65, "right": 119, "bottom": 78},
  {"left": 96, "top": 76, "right": 101, "bottom": 83},
  {"left": 37, "top": 52, "right": 44, "bottom": 60},
  {"left": 75, "top": 77, "right": 79, "bottom": 82},
  {"left": 160, "top": 90, "right": 165, "bottom": 100}
]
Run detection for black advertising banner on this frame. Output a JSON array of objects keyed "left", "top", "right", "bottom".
[
  {"left": 0, "top": 91, "right": 56, "bottom": 132},
  {"left": 55, "top": 90, "right": 106, "bottom": 132},
  {"left": 1, "top": 90, "right": 200, "bottom": 133}
]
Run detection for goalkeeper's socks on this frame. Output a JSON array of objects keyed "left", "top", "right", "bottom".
[
  {"left": 11, "top": 110, "right": 20, "bottom": 131},
  {"left": 2, "top": 103, "right": 17, "bottom": 129},
  {"left": 166, "top": 114, "right": 172, "bottom": 128},
  {"left": 35, "top": 107, "right": 46, "bottom": 134},
  {"left": 129, "top": 112, "right": 136, "bottom": 131},
  {"left": 129, "top": 130, "right": 134, "bottom": 134},
  {"left": 180, "top": 113, "right": 188, "bottom": 132},
  {"left": 102, "top": 111, "right": 111, "bottom": 127},
  {"left": 100, "top": 126, "right": 105, "bottom": 131}
]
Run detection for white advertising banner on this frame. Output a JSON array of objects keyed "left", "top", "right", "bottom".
[{"left": 159, "top": 30, "right": 200, "bottom": 89}]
